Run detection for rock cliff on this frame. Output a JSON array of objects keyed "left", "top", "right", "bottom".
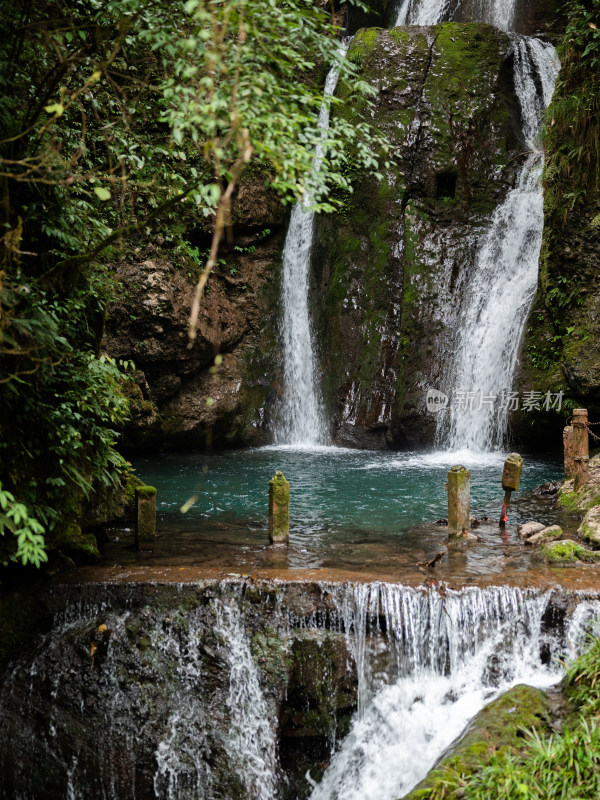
[{"left": 313, "top": 23, "right": 523, "bottom": 448}]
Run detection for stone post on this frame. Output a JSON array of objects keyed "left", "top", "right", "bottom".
[
  {"left": 269, "top": 471, "right": 290, "bottom": 544},
  {"left": 563, "top": 425, "right": 575, "bottom": 481},
  {"left": 447, "top": 465, "right": 470, "bottom": 537},
  {"left": 572, "top": 408, "right": 590, "bottom": 491},
  {"left": 135, "top": 485, "right": 156, "bottom": 551},
  {"left": 500, "top": 452, "right": 523, "bottom": 527}
]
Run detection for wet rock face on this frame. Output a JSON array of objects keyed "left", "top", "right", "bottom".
[
  {"left": 312, "top": 24, "right": 521, "bottom": 448},
  {"left": 0, "top": 581, "right": 357, "bottom": 800},
  {"left": 515, "top": 199, "right": 600, "bottom": 440},
  {"left": 104, "top": 174, "right": 286, "bottom": 452}
]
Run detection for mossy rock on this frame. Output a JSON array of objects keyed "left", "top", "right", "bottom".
[
  {"left": 403, "top": 684, "right": 554, "bottom": 800},
  {"left": 578, "top": 505, "right": 600, "bottom": 547},
  {"left": 136, "top": 484, "right": 156, "bottom": 499},
  {"left": 525, "top": 524, "right": 563, "bottom": 545},
  {"left": 558, "top": 481, "right": 600, "bottom": 514},
  {"left": 541, "top": 539, "right": 600, "bottom": 565},
  {"left": 84, "top": 468, "right": 144, "bottom": 526},
  {"left": 47, "top": 521, "right": 100, "bottom": 560}
]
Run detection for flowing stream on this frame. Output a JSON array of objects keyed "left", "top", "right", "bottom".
[
  {"left": 442, "top": 37, "right": 560, "bottom": 451},
  {"left": 277, "top": 46, "right": 348, "bottom": 446}
]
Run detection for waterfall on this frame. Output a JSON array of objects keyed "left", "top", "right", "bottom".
[
  {"left": 442, "top": 37, "right": 559, "bottom": 451},
  {"left": 213, "top": 601, "right": 279, "bottom": 800},
  {"left": 1, "top": 581, "right": 599, "bottom": 800},
  {"left": 153, "top": 598, "right": 279, "bottom": 800},
  {"left": 311, "top": 583, "right": 600, "bottom": 800},
  {"left": 394, "top": 0, "right": 518, "bottom": 29},
  {"left": 276, "top": 45, "right": 348, "bottom": 446}
]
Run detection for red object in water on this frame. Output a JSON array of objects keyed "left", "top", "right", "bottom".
[{"left": 500, "top": 504, "right": 508, "bottom": 524}]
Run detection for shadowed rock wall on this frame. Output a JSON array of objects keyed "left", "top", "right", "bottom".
[{"left": 312, "top": 24, "right": 523, "bottom": 448}]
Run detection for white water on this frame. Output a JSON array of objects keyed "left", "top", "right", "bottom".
[
  {"left": 442, "top": 37, "right": 560, "bottom": 451},
  {"left": 154, "top": 599, "right": 279, "bottom": 800},
  {"left": 214, "top": 601, "right": 279, "bottom": 800},
  {"left": 310, "top": 583, "right": 600, "bottom": 800},
  {"left": 277, "top": 47, "right": 348, "bottom": 446},
  {"left": 394, "top": 0, "right": 518, "bottom": 29}
]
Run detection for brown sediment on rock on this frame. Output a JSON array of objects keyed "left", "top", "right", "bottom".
[{"left": 52, "top": 564, "right": 600, "bottom": 593}]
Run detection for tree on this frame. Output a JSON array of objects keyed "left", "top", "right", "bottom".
[{"left": 0, "top": 0, "right": 386, "bottom": 565}]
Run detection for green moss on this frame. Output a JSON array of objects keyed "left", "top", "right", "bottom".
[
  {"left": 404, "top": 685, "right": 554, "bottom": 800},
  {"left": 389, "top": 26, "right": 410, "bottom": 45},
  {"left": 136, "top": 484, "right": 156, "bottom": 498},
  {"left": 48, "top": 521, "right": 100, "bottom": 559},
  {"left": 348, "top": 27, "right": 383, "bottom": 67},
  {"left": 558, "top": 483, "right": 600, "bottom": 514},
  {"left": 251, "top": 626, "right": 289, "bottom": 684},
  {"left": 124, "top": 473, "right": 144, "bottom": 510},
  {"left": 542, "top": 539, "right": 600, "bottom": 564}
]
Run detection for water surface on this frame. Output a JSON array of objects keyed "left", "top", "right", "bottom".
[{"left": 102, "top": 447, "right": 568, "bottom": 581}]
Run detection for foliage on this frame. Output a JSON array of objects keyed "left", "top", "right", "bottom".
[
  {"left": 0, "top": 482, "right": 46, "bottom": 567},
  {"left": 458, "top": 720, "right": 600, "bottom": 799},
  {"left": 543, "top": 0, "right": 600, "bottom": 218},
  {"left": 565, "top": 632, "right": 600, "bottom": 715},
  {"left": 0, "top": 0, "right": 387, "bottom": 565}
]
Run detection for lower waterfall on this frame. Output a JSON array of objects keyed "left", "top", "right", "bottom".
[
  {"left": 310, "top": 583, "right": 596, "bottom": 800},
  {"left": 0, "top": 581, "right": 598, "bottom": 800}
]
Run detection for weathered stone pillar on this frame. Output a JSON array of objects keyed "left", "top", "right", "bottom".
[
  {"left": 572, "top": 408, "right": 590, "bottom": 491},
  {"left": 447, "top": 465, "right": 470, "bottom": 537},
  {"left": 269, "top": 471, "right": 290, "bottom": 544},
  {"left": 135, "top": 485, "right": 156, "bottom": 551},
  {"left": 563, "top": 425, "right": 575, "bottom": 480},
  {"left": 500, "top": 452, "right": 523, "bottom": 526},
  {"left": 502, "top": 453, "right": 523, "bottom": 494}
]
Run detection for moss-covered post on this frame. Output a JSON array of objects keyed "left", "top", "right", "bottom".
[
  {"left": 269, "top": 471, "right": 290, "bottom": 544},
  {"left": 135, "top": 485, "right": 156, "bottom": 551},
  {"left": 447, "top": 465, "right": 470, "bottom": 537},
  {"left": 573, "top": 409, "right": 590, "bottom": 491},
  {"left": 563, "top": 425, "right": 575, "bottom": 480},
  {"left": 500, "top": 452, "right": 523, "bottom": 527}
]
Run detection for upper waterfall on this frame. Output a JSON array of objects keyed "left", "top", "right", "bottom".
[
  {"left": 441, "top": 37, "right": 560, "bottom": 451},
  {"left": 395, "top": 0, "right": 518, "bottom": 29},
  {"left": 275, "top": 46, "right": 349, "bottom": 446}
]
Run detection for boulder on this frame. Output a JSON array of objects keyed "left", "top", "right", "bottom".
[
  {"left": 541, "top": 539, "right": 600, "bottom": 565},
  {"left": 578, "top": 505, "right": 600, "bottom": 547},
  {"left": 525, "top": 525, "right": 563, "bottom": 546},
  {"left": 517, "top": 521, "right": 545, "bottom": 539}
]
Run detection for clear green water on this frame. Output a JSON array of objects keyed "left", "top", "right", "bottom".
[{"left": 105, "top": 446, "right": 566, "bottom": 575}]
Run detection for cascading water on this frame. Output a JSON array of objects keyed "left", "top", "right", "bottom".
[
  {"left": 442, "top": 37, "right": 560, "bottom": 451},
  {"left": 395, "top": 0, "right": 518, "bottom": 28},
  {"left": 276, "top": 46, "right": 348, "bottom": 446},
  {"left": 214, "top": 601, "right": 279, "bottom": 800},
  {"left": 1, "top": 581, "right": 599, "bottom": 800},
  {"left": 311, "top": 583, "right": 600, "bottom": 800}
]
